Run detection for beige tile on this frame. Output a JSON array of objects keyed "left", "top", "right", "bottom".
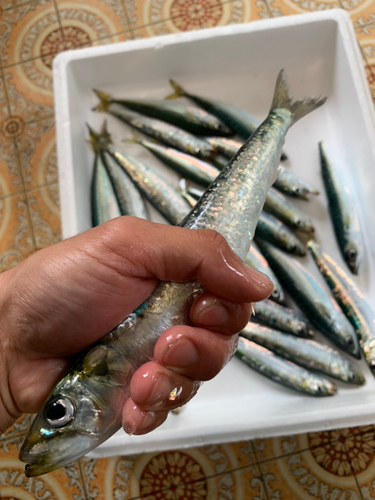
[
  {"left": 0, "top": 413, "right": 35, "bottom": 440},
  {"left": 3, "top": 60, "right": 55, "bottom": 124},
  {"left": 254, "top": 433, "right": 310, "bottom": 463},
  {"left": 15, "top": 117, "right": 55, "bottom": 189},
  {"left": 258, "top": 449, "right": 361, "bottom": 500},
  {"left": 0, "top": 192, "right": 35, "bottom": 271},
  {"left": 27, "top": 182, "right": 61, "bottom": 249},
  {"left": 56, "top": 0, "right": 132, "bottom": 47},
  {"left": 1, "top": 1, "right": 62, "bottom": 68}
]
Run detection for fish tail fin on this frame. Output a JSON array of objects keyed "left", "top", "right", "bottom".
[
  {"left": 166, "top": 79, "right": 186, "bottom": 100},
  {"left": 100, "top": 120, "right": 112, "bottom": 145},
  {"left": 122, "top": 130, "right": 140, "bottom": 145},
  {"left": 271, "top": 70, "right": 326, "bottom": 125},
  {"left": 86, "top": 123, "right": 102, "bottom": 152},
  {"left": 92, "top": 89, "right": 112, "bottom": 112}
]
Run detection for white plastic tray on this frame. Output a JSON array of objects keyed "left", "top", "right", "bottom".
[{"left": 53, "top": 10, "right": 375, "bottom": 458}]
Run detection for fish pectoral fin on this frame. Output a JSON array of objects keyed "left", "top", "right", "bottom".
[{"left": 83, "top": 345, "right": 109, "bottom": 376}]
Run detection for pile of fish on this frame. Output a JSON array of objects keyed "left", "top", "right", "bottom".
[
  {"left": 18, "top": 70, "right": 373, "bottom": 478},
  {"left": 87, "top": 77, "right": 373, "bottom": 398}
]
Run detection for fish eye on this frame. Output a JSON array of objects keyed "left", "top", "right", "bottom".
[
  {"left": 272, "top": 289, "right": 280, "bottom": 298},
  {"left": 294, "top": 187, "right": 301, "bottom": 195},
  {"left": 346, "top": 337, "right": 354, "bottom": 347},
  {"left": 45, "top": 397, "right": 74, "bottom": 428},
  {"left": 347, "top": 248, "right": 357, "bottom": 261},
  {"left": 296, "top": 219, "right": 303, "bottom": 227},
  {"left": 291, "top": 243, "right": 298, "bottom": 251},
  {"left": 297, "top": 325, "right": 304, "bottom": 334}
]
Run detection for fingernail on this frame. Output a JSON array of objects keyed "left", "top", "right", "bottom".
[
  {"left": 147, "top": 374, "right": 177, "bottom": 407},
  {"left": 195, "top": 298, "right": 229, "bottom": 327},
  {"left": 244, "top": 265, "right": 273, "bottom": 290},
  {"left": 162, "top": 338, "right": 198, "bottom": 368},
  {"left": 123, "top": 406, "right": 155, "bottom": 435}
]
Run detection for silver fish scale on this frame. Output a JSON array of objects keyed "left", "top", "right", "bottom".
[
  {"left": 181, "top": 111, "right": 290, "bottom": 259},
  {"left": 110, "top": 147, "right": 190, "bottom": 225},
  {"left": 109, "top": 105, "right": 214, "bottom": 158}
]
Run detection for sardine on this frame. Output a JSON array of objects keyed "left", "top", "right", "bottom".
[
  {"left": 253, "top": 299, "right": 314, "bottom": 338},
  {"left": 91, "top": 150, "right": 121, "bottom": 227},
  {"left": 104, "top": 142, "right": 191, "bottom": 226},
  {"left": 240, "top": 323, "right": 364, "bottom": 384},
  {"left": 255, "top": 212, "right": 306, "bottom": 255},
  {"left": 264, "top": 187, "right": 315, "bottom": 233},
  {"left": 93, "top": 90, "right": 232, "bottom": 136},
  {"left": 168, "top": 80, "right": 288, "bottom": 160},
  {"left": 256, "top": 238, "right": 360, "bottom": 358},
  {"left": 94, "top": 101, "right": 216, "bottom": 161},
  {"left": 101, "top": 150, "right": 150, "bottom": 220},
  {"left": 307, "top": 240, "right": 375, "bottom": 375},
  {"left": 205, "top": 137, "right": 243, "bottom": 158},
  {"left": 20, "top": 70, "right": 326, "bottom": 476},
  {"left": 319, "top": 142, "right": 363, "bottom": 274},
  {"left": 274, "top": 166, "right": 319, "bottom": 199},
  {"left": 136, "top": 139, "right": 220, "bottom": 187},
  {"left": 236, "top": 337, "right": 336, "bottom": 396},
  {"left": 245, "top": 242, "right": 285, "bottom": 304}
]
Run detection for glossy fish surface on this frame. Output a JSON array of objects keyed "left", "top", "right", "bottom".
[
  {"left": 245, "top": 242, "right": 285, "bottom": 304},
  {"left": 101, "top": 150, "right": 150, "bottom": 220},
  {"left": 256, "top": 239, "right": 360, "bottom": 358},
  {"left": 20, "top": 70, "right": 326, "bottom": 477},
  {"left": 106, "top": 143, "right": 191, "bottom": 225},
  {"left": 240, "top": 323, "right": 364, "bottom": 384},
  {"left": 307, "top": 240, "right": 375, "bottom": 375},
  {"left": 236, "top": 337, "right": 336, "bottom": 396},
  {"left": 138, "top": 139, "right": 220, "bottom": 187},
  {"left": 94, "top": 90, "right": 232, "bottom": 135},
  {"left": 91, "top": 151, "right": 121, "bottom": 227},
  {"left": 319, "top": 142, "right": 363, "bottom": 274},
  {"left": 205, "top": 137, "right": 243, "bottom": 158},
  {"left": 95, "top": 101, "right": 216, "bottom": 161},
  {"left": 255, "top": 211, "right": 306, "bottom": 255},
  {"left": 253, "top": 299, "right": 313, "bottom": 338},
  {"left": 264, "top": 187, "right": 315, "bottom": 233},
  {"left": 274, "top": 166, "right": 319, "bottom": 199}
]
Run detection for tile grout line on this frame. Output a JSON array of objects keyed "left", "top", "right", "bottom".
[
  {"left": 77, "top": 458, "right": 90, "bottom": 500},
  {"left": 353, "top": 472, "right": 364, "bottom": 500},
  {"left": 0, "top": 0, "right": 39, "bottom": 11},
  {"left": 121, "top": 0, "right": 135, "bottom": 39}
]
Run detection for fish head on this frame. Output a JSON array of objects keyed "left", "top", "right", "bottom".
[
  {"left": 346, "top": 366, "right": 366, "bottom": 385},
  {"left": 344, "top": 242, "right": 362, "bottom": 275},
  {"left": 293, "top": 321, "right": 314, "bottom": 339},
  {"left": 20, "top": 347, "right": 124, "bottom": 477},
  {"left": 294, "top": 216, "right": 314, "bottom": 234},
  {"left": 286, "top": 237, "right": 306, "bottom": 256},
  {"left": 302, "top": 375, "right": 337, "bottom": 396},
  {"left": 291, "top": 185, "right": 309, "bottom": 199}
]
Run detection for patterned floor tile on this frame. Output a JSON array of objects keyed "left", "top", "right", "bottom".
[
  {"left": 196, "top": 0, "right": 262, "bottom": 29},
  {"left": 3, "top": 62, "right": 55, "bottom": 125},
  {"left": 258, "top": 449, "right": 362, "bottom": 500},
  {"left": 56, "top": 0, "right": 132, "bottom": 48},
  {"left": 0, "top": 413, "right": 35, "bottom": 440},
  {"left": 1, "top": 1, "right": 63, "bottom": 68},
  {"left": 14, "top": 117, "right": 55, "bottom": 189},
  {"left": 227, "top": 439, "right": 258, "bottom": 468},
  {"left": 0, "top": 125, "right": 25, "bottom": 198},
  {"left": 0, "top": 433, "right": 89, "bottom": 500},
  {"left": 0, "top": 192, "right": 35, "bottom": 271},
  {"left": 26, "top": 182, "right": 61, "bottom": 249},
  {"left": 253, "top": 434, "right": 310, "bottom": 463}
]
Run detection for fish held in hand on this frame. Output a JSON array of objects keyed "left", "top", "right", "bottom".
[{"left": 20, "top": 70, "right": 326, "bottom": 477}]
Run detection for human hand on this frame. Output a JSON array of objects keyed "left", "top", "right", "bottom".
[{"left": 0, "top": 217, "right": 272, "bottom": 436}]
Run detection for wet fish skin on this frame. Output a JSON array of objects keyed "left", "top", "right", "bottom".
[
  {"left": 95, "top": 102, "right": 216, "bottom": 161},
  {"left": 101, "top": 150, "right": 150, "bottom": 220},
  {"left": 253, "top": 299, "right": 314, "bottom": 338},
  {"left": 255, "top": 212, "right": 306, "bottom": 256},
  {"left": 91, "top": 151, "right": 121, "bottom": 227},
  {"left": 274, "top": 166, "right": 319, "bottom": 199},
  {"left": 168, "top": 80, "right": 288, "bottom": 160},
  {"left": 20, "top": 70, "right": 326, "bottom": 477},
  {"left": 265, "top": 187, "right": 315, "bottom": 233},
  {"left": 105, "top": 143, "right": 191, "bottom": 226},
  {"left": 240, "top": 323, "right": 364, "bottom": 384},
  {"left": 93, "top": 90, "right": 232, "bottom": 136},
  {"left": 319, "top": 142, "right": 363, "bottom": 275},
  {"left": 256, "top": 238, "right": 361, "bottom": 359},
  {"left": 236, "top": 337, "right": 336, "bottom": 396},
  {"left": 245, "top": 242, "right": 285, "bottom": 304},
  {"left": 205, "top": 136, "right": 244, "bottom": 158},
  {"left": 307, "top": 240, "right": 375, "bottom": 375},
  {"left": 137, "top": 139, "right": 220, "bottom": 187}
]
